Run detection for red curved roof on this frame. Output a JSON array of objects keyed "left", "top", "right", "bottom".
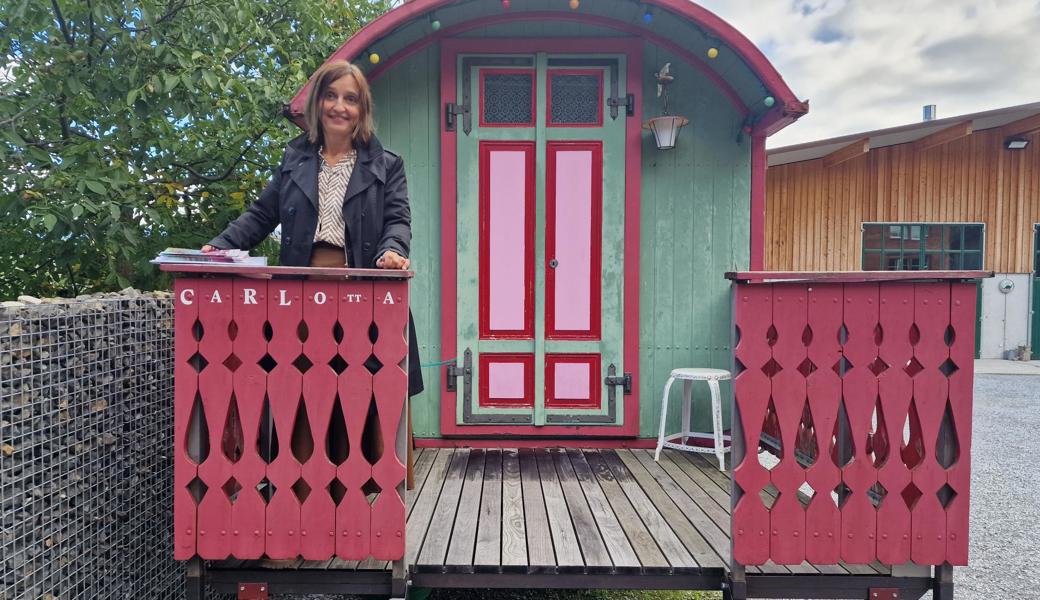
[{"left": 288, "top": 0, "right": 806, "bottom": 135}]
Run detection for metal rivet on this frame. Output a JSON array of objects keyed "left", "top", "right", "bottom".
[
  {"left": 302, "top": 530, "right": 307, "bottom": 536},
  {"left": 813, "top": 532, "right": 819, "bottom": 537},
  {"left": 329, "top": 531, "right": 335, "bottom": 536},
  {"left": 396, "top": 530, "right": 402, "bottom": 537},
  {"left": 848, "top": 533, "right": 853, "bottom": 539},
  {"left": 882, "top": 534, "right": 888, "bottom": 539},
  {"left": 793, "top": 531, "right": 799, "bottom": 537},
  {"left": 254, "top": 530, "right": 260, "bottom": 536},
  {"left": 342, "top": 531, "right": 348, "bottom": 536},
  {"left": 738, "top": 529, "right": 744, "bottom": 535},
  {"left": 233, "top": 530, "right": 239, "bottom": 536},
  {"left": 200, "top": 530, "right": 206, "bottom": 536},
  {"left": 288, "top": 530, "right": 294, "bottom": 536},
  {"left": 916, "top": 535, "right": 922, "bottom": 540},
  {"left": 186, "top": 529, "right": 192, "bottom": 535},
  {"left": 268, "top": 530, "right": 273, "bottom": 536},
  {"left": 357, "top": 531, "right": 362, "bottom": 537},
  {"left": 950, "top": 533, "right": 956, "bottom": 540},
  {"left": 376, "top": 532, "right": 382, "bottom": 537},
  {"left": 220, "top": 530, "right": 226, "bottom": 536}
]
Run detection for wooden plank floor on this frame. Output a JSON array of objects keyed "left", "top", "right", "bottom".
[{"left": 223, "top": 447, "right": 890, "bottom": 577}]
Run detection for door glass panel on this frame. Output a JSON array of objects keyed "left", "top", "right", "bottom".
[
  {"left": 480, "top": 143, "right": 534, "bottom": 338},
  {"left": 548, "top": 70, "right": 602, "bottom": 126},
  {"left": 481, "top": 70, "right": 534, "bottom": 126},
  {"left": 546, "top": 143, "right": 601, "bottom": 339}
]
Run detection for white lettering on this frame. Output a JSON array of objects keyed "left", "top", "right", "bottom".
[
  {"left": 243, "top": 288, "right": 257, "bottom": 305},
  {"left": 383, "top": 291, "right": 394, "bottom": 305},
  {"left": 179, "top": 289, "right": 194, "bottom": 305},
  {"left": 313, "top": 291, "right": 327, "bottom": 305},
  {"left": 210, "top": 290, "right": 222, "bottom": 303},
  {"left": 279, "top": 289, "right": 292, "bottom": 306}
]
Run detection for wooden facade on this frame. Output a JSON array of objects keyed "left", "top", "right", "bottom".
[{"left": 765, "top": 117, "right": 1040, "bottom": 273}]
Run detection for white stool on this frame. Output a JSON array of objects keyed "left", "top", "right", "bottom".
[{"left": 654, "top": 368, "right": 731, "bottom": 470}]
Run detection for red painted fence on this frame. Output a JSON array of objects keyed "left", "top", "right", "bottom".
[
  {"left": 729, "top": 272, "right": 981, "bottom": 567},
  {"left": 170, "top": 268, "right": 409, "bottom": 562}
]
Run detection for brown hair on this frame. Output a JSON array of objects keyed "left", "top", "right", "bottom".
[{"left": 304, "top": 60, "right": 375, "bottom": 146}]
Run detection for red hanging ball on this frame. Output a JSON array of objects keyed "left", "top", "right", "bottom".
[{"left": 502, "top": 0, "right": 511, "bottom": 7}]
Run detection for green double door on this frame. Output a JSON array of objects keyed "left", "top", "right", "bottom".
[{"left": 453, "top": 53, "right": 628, "bottom": 432}]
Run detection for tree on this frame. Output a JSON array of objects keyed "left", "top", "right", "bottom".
[{"left": 0, "top": 0, "right": 391, "bottom": 300}]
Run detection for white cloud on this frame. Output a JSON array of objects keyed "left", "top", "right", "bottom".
[{"left": 695, "top": 0, "right": 1040, "bottom": 147}]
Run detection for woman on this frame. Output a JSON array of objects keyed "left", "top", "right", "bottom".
[{"left": 203, "top": 60, "right": 422, "bottom": 486}]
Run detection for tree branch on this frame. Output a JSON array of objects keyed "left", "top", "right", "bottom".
[
  {"left": 50, "top": 0, "right": 75, "bottom": 47},
  {"left": 171, "top": 127, "right": 268, "bottom": 183}
]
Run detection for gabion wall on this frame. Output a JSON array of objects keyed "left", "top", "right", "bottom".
[{"left": 0, "top": 294, "right": 183, "bottom": 600}]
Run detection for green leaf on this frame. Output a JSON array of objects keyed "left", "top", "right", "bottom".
[
  {"left": 42, "top": 214, "right": 57, "bottom": 231},
  {"left": 164, "top": 72, "right": 180, "bottom": 93},
  {"left": 71, "top": 205, "right": 84, "bottom": 219},
  {"left": 85, "top": 181, "right": 107, "bottom": 195},
  {"left": 108, "top": 205, "right": 121, "bottom": 221},
  {"left": 68, "top": 76, "right": 82, "bottom": 95},
  {"left": 126, "top": 88, "right": 139, "bottom": 107},
  {"left": 201, "top": 70, "right": 218, "bottom": 89}
]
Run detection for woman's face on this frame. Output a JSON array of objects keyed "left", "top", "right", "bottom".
[{"left": 320, "top": 75, "right": 362, "bottom": 144}]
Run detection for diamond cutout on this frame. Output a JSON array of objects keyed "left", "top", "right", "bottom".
[
  {"left": 761, "top": 358, "right": 782, "bottom": 378},
  {"left": 903, "top": 356, "right": 924, "bottom": 377},
  {"left": 936, "top": 483, "right": 957, "bottom": 508},
  {"left": 833, "top": 482, "right": 852, "bottom": 508},
  {"left": 329, "top": 354, "right": 348, "bottom": 375},
  {"left": 832, "top": 356, "right": 853, "bottom": 377},
  {"left": 258, "top": 353, "right": 277, "bottom": 373},
  {"left": 256, "top": 477, "right": 276, "bottom": 503},
  {"left": 868, "top": 482, "right": 888, "bottom": 507},
  {"left": 867, "top": 357, "right": 889, "bottom": 376},
  {"left": 796, "top": 357, "right": 817, "bottom": 377},
  {"left": 761, "top": 482, "right": 779, "bottom": 508},
  {"left": 328, "top": 479, "right": 347, "bottom": 505},
  {"left": 222, "top": 477, "right": 242, "bottom": 501},
  {"left": 939, "top": 358, "right": 959, "bottom": 377},
  {"left": 188, "top": 351, "right": 209, "bottom": 373},
  {"left": 293, "top": 353, "right": 313, "bottom": 374},
  {"left": 362, "top": 478, "right": 382, "bottom": 501},
  {"left": 222, "top": 353, "right": 242, "bottom": 372},
  {"left": 365, "top": 354, "right": 384, "bottom": 375},
  {"left": 292, "top": 478, "right": 312, "bottom": 503},
  {"left": 733, "top": 358, "right": 746, "bottom": 376},
  {"left": 187, "top": 476, "right": 209, "bottom": 504},
  {"left": 901, "top": 481, "right": 923, "bottom": 509}
]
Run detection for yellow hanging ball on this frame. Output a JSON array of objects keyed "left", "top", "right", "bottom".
[
  {"left": 369, "top": 52, "right": 381, "bottom": 65},
  {"left": 569, "top": 0, "right": 580, "bottom": 9},
  {"left": 707, "top": 47, "right": 719, "bottom": 59}
]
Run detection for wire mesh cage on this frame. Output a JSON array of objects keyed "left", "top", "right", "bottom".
[{"left": 1, "top": 297, "right": 183, "bottom": 600}]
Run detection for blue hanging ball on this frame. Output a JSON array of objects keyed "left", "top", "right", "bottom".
[
  {"left": 643, "top": 10, "right": 653, "bottom": 23},
  {"left": 763, "top": 96, "right": 775, "bottom": 107},
  {"left": 431, "top": 19, "right": 441, "bottom": 30}
]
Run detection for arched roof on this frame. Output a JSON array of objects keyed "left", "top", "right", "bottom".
[{"left": 288, "top": 0, "right": 808, "bottom": 136}]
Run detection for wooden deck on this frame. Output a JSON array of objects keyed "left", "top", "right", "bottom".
[{"left": 210, "top": 448, "right": 890, "bottom": 581}]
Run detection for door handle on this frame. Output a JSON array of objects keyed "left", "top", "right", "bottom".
[{"left": 548, "top": 259, "right": 559, "bottom": 269}]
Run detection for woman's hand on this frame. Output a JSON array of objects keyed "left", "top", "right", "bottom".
[
  {"left": 376, "top": 250, "right": 410, "bottom": 270},
  {"left": 201, "top": 245, "right": 216, "bottom": 252}
]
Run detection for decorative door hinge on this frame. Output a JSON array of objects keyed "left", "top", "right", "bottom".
[
  {"left": 604, "top": 364, "right": 632, "bottom": 394},
  {"left": 607, "top": 93, "right": 635, "bottom": 119},
  {"left": 446, "top": 348, "right": 473, "bottom": 401},
  {"left": 445, "top": 102, "right": 471, "bottom": 133}
]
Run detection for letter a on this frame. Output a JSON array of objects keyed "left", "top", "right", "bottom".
[
  {"left": 210, "top": 290, "right": 223, "bottom": 303},
  {"left": 383, "top": 291, "right": 394, "bottom": 305}
]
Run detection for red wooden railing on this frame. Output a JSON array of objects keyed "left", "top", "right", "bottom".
[
  {"left": 167, "top": 266, "right": 410, "bottom": 562},
  {"left": 728, "top": 271, "right": 984, "bottom": 567}
]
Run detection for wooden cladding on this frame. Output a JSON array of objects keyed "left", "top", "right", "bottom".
[{"left": 766, "top": 128, "right": 1040, "bottom": 272}]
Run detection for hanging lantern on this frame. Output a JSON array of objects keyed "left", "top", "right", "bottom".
[
  {"left": 643, "top": 115, "right": 689, "bottom": 150},
  {"left": 569, "top": 0, "right": 580, "bottom": 9},
  {"left": 643, "top": 62, "right": 689, "bottom": 150}
]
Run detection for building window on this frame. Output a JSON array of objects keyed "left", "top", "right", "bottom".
[{"left": 862, "top": 223, "right": 984, "bottom": 271}]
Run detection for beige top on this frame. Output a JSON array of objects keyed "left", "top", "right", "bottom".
[{"left": 313, "top": 150, "right": 357, "bottom": 256}]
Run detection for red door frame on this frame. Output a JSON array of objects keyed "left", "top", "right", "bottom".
[{"left": 439, "top": 37, "right": 642, "bottom": 438}]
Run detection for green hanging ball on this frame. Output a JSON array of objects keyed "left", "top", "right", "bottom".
[
  {"left": 431, "top": 19, "right": 441, "bottom": 30},
  {"left": 763, "top": 96, "right": 775, "bottom": 107}
]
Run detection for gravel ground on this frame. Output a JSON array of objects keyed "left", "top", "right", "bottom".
[{"left": 949, "top": 374, "right": 1040, "bottom": 600}]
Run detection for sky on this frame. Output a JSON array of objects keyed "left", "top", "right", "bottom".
[{"left": 695, "top": 0, "right": 1040, "bottom": 148}]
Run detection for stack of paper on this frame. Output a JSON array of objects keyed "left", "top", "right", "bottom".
[{"left": 151, "top": 248, "right": 268, "bottom": 266}]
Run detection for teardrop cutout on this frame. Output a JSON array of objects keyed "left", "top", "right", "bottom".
[
  {"left": 908, "top": 323, "right": 921, "bottom": 346},
  {"left": 796, "top": 399, "right": 818, "bottom": 466},
  {"left": 186, "top": 391, "right": 210, "bottom": 465},
  {"left": 292, "top": 397, "right": 314, "bottom": 464},
  {"left": 900, "top": 399, "right": 924, "bottom": 468},
  {"left": 758, "top": 397, "right": 782, "bottom": 469},
  {"left": 801, "top": 324, "right": 813, "bottom": 346},
  {"left": 870, "top": 396, "right": 890, "bottom": 467},
  {"left": 831, "top": 398, "right": 854, "bottom": 468},
  {"left": 361, "top": 396, "right": 384, "bottom": 465},
  {"left": 221, "top": 393, "right": 244, "bottom": 463},
  {"left": 327, "top": 394, "right": 349, "bottom": 466},
  {"left": 935, "top": 400, "right": 960, "bottom": 469},
  {"left": 259, "top": 394, "right": 278, "bottom": 464}
]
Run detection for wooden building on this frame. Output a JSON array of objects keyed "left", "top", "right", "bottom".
[{"left": 766, "top": 102, "right": 1040, "bottom": 358}]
